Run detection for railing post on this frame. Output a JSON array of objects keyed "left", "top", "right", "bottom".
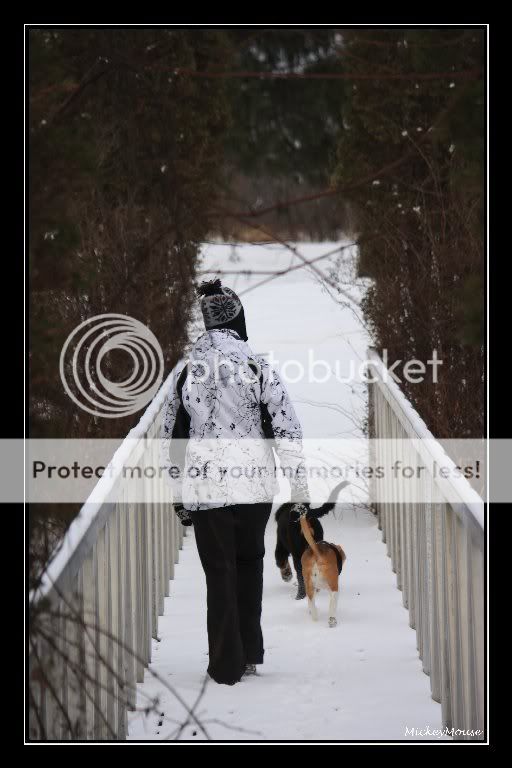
[
  {"left": 382, "top": 398, "right": 392, "bottom": 555},
  {"left": 28, "top": 635, "right": 43, "bottom": 739},
  {"left": 429, "top": 492, "right": 443, "bottom": 704},
  {"left": 150, "top": 502, "right": 158, "bottom": 638},
  {"left": 367, "top": 376, "right": 377, "bottom": 519},
  {"left": 392, "top": 412, "right": 402, "bottom": 589},
  {"left": 106, "top": 508, "right": 119, "bottom": 735},
  {"left": 470, "top": 533, "right": 485, "bottom": 737},
  {"left": 158, "top": 502, "right": 166, "bottom": 615},
  {"left": 440, "top": 503, "right": 454, "bottom": 730},
  {"left": 376, "top": 391, "right": 387, "bottom": 545},
  {"left": 115, "top": 499, "right": 128, "bottom": 739},
  {"left": 139, "top": 480, "right": 152, "bottom": 667},
  {"left": 163, "top": 493, "right": 171, "bottom": 595},
  {"left": 404, "top": 433, "right": 415, "bottom": 622},
  {"left": 373, "top": 388, "right": 384, "bottom": 538},
  {"left": 95, "top": 521, "right": 111, "bottom": 739},
  {"left": 175, "top": 509, "right": 181, "bottom": 562},
  {"left": 422, "top": 479, "right": 433, "bottom": 678},
  {"left": 390, "top": 400, "right": 398, "bottom": 570},
  {"left": 450, "top": 507, "right": 474, "bottom": 739},
  {"left": 398, "top": 424, "right": 408, "bottom": 610},
  {"left": 126, "top": 489, "right": 140, "bottom": 691},
  {"left": 82, "top": 545, "right": 99, "bottom": 738},
  {"left": 64, "top": 574, "right": 86, "bottom": 739},
  {"left": 168, "top": 503, "right": 176, "bottom": 582}
]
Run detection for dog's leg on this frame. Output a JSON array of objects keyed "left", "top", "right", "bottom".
[
  {"left": 292, "top": 555, "right": 306, "bottom": 599},
  {"left": 295, "top": 570, "right": 306, "bottom": 600},
  {"left": 305, "top": 577, "right": 318, "bottom": 621},
  {"left": 328, "top": 590, "right": 339, "bottom": 628},
  {"left": 275, "top": 536, "right": 293, "bottom": 582},
  {"left": 279, "top": 560, "right": 293, "bottom": 581},
  {"left": 280, "top": 562, "right": 293, "bottom": 582}
]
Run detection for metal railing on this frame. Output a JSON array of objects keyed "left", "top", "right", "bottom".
[
  {"left": 367, "top": 350, "right": 485, "bottom": 741},
  {"left": 28, "top": 371, "right": 184, "bottom": 741}
]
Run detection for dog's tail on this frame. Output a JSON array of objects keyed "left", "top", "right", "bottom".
[
  {"left": 307, "top": 480, "right": 349, "bottom": 520},
  {"left": 300, "top": 516, "right": 322, "bottom": 559}
]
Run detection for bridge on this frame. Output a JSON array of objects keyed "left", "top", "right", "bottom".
[{"left": 28, "top": 242, "right": 485, "bottom": 742}]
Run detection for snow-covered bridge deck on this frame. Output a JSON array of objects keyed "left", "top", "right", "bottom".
[
  {"left": 127, "top": 505, "right": 444, "bottom": 741},
  {"left": 127, "top": 242, "right": 445, "bottom": 741}
]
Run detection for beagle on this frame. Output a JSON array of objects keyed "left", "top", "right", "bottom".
[{"left": 300, "top": 515, "right": 346, "bottom": 628}]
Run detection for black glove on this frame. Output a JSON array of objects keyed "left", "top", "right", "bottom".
[
  {"left": 290, "top": 503, "right": 309, "bottom": 522},
  {"left": 174, "top": 503, "right": 193, "bottom": 527}
]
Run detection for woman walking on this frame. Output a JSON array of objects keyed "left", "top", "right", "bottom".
[{"left": 161, "top": 280, "right": 309, "bottom": 685}]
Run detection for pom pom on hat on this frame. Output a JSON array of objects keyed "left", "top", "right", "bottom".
[{"left": 197, "top": 278, "right": 222, "bottom": 298}]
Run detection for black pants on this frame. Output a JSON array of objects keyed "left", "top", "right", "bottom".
[{"left": 190, "top": 502, "right": 272, "bottom": 685}]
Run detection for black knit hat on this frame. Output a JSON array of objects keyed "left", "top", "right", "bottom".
[{"left": 197, "top": 279, "right": 248, "bottom": 341}]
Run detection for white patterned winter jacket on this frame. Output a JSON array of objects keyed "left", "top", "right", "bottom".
[{"left": 160, "top": 329, "right": 310, "bottom": 511}]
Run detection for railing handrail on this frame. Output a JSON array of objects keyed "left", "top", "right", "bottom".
[
  {"left": 31, "top": 367, "right": 176, "bottom": 605},
  {"left": 367, "top": 349, "right": 484, "bottom": 532}
]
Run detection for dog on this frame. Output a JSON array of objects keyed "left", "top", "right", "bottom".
[
  {"left": 274, "top": 481, "right": 348, "bottom": 600},
  {"left": 300, "top": 515, "right": 346, "bottom": 627}
]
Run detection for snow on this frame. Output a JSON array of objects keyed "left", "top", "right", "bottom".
[{"left": 127, "top": 241, "right": 446, "bottom": 741}]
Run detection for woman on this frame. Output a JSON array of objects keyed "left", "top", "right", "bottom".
[{"left": 161, "top": 279, "right": 309, "bottom": 685}]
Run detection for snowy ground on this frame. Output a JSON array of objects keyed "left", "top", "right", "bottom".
[{"left": 127, "top": 242, "right": 445, "bottom": 741}]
